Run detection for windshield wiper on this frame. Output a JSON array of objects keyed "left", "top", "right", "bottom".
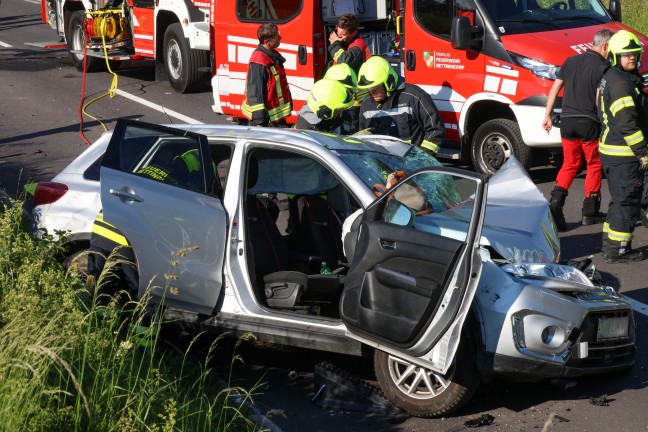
[{"left": 497, "top": 18, "right": 562, "bottom": 31}]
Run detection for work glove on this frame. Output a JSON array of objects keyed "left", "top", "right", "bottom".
[
  {"left": 353, "top": 127, "right": 375, "bottom": 135},
  {"left": 639, "top": 154, "right": 648, "bottom": 172}
]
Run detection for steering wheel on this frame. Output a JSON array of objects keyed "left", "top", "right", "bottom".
[{"left": 550, "top": 1, "right": 568, "bottom": 10}]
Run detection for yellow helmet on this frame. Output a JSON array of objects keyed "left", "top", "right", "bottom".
[
  {"left": 307, "top": 79, "right": 354, "bottom": 120},
  {"left": 357, "top": 56, "right": 398, "bottom": 92},
  {"left": 608, "top": 30, "right": 643, "bottom": 67},
  {"left": 324, "top": 63, "right": 357, "bottom": 90}
]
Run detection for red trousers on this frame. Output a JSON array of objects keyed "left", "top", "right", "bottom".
[{"left": 555, "top": 137, "right": 602, "bottom": 198}]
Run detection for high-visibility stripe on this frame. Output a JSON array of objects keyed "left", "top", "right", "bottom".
[
  {"left": 599, "top": 142, "right": 635, "bottom": 157},
  {"left": 332, "top": 48, "right": 344, "bottom": 62},
  {"left": 603, "top": 222, "right": 632, "bottom": 241},
  {"left": 92, "top": 224, "right": 129, "bottom": 246},
  {"left": 362, "top": 106, "right": 413, "bottom": 119},
  {"left": 610, "top": 96, "right": 634, "bottom": 116},
  {"left": 624, "top": 130, "right": 645, "bottom": 146},
  {"left": 421, "top": 140, "right": 440, "bottom": 154}
]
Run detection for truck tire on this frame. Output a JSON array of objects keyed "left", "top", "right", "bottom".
[
  {"left": 163, "top": 23, "right": 210, "bottom": 93},
  {"left": 67, "top": 11, "right": 103, "bottom": 73},
  {"left": 373, "top": 338, "right": 480, "bottom": 417},
  {"left": 472, "top": 118, "right": 530, "bottom": 176}
]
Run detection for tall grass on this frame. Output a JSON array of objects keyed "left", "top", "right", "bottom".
[
  {"left": 0, "top": 200, "right": 265, "bottom": 431},
  {"left": 623, "top": 0, "right": 648, "bottom": 36}
]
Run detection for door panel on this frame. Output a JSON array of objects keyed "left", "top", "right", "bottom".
[
  {"left": 130, "top": 3, "right": 155, "bottom": 57},
  {"left": 101, "top": 120, "right": 226, "bottom": 315},
  {"left": 341, "top": 167, "right": 487, "bottom": 373}
]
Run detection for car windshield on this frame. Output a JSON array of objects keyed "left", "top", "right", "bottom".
[{"left": 483, "top": 0, "right": 611, "bottom": 35}]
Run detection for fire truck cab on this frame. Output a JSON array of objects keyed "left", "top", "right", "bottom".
[{"left": 212, "top": 0, "right": 648, "bottom": 175}]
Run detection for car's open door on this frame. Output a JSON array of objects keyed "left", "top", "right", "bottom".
[
  {"left": 100, "top": 119, "right": 227, "bottom": 315},
  {"left": 340, "top": 167, "right": 487, "bottom": 374}
]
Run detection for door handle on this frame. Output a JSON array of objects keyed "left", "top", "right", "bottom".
[
  {"left": 109, "top": 188, "right": 142, "bottom": 202},
  {"left": 298, "top": 45, "right": 307, "bottom": 65},
  {"left": 380, "top": 240, "right": 396, "bottom": 250},
  {"left": 406, "top": 50, "right": 416, "bottom": 71}
]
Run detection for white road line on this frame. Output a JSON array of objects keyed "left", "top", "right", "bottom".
[
  {"left": 115, "top": 89, "right": 203, "bottom": 124},
  {"left": 23, "top": 0, "right": 41, "bottom": 4},
  {"left": 0, "top": 41, "right": 12, "bottom": 48},
  {"left": 626, "top": 296, "right": 648, "bottom": 318}
]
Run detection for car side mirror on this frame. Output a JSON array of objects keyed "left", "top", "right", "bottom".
[
  {"left": 383, "top": 200, "right": 414, "bottom": 226},
  {"left": 608, "top": 0, "right": 622, "bottom": 22},
  {"left": 450, "top": 16, "right": 482, "bottom": 51}
]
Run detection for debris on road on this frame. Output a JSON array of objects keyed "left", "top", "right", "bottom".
[
  {"left": 590, "top": 394, "right": 610, "bottom": 406},
  {"left": 465, "top": 413, "right": 495, "bottom": 428}
]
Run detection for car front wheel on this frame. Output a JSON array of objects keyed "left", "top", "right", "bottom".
[
  {"left": 373, "top": 339, "right": 480, "bottom": 417},
  {"left": 472, "top": 118, "right": 529, "bottom": 176}
]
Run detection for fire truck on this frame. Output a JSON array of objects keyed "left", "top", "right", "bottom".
[{"left": 42, "top": 0, "right": 648, "bottom": 175}]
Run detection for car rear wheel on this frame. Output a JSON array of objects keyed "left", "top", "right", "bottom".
[
  {"left": 163, "top": 23, "right": 210, "bottom": 93},
  {"left": 472, "top": 118, "right": 529, "bottom": 176},
  {"left": 67, "top": 11, "right": 103, "bottom": 72},
  {"left": 373, "top": 338, "right": 480, "bottom": 417}
]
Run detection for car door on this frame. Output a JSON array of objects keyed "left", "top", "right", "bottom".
[
  {"left": 340, "top": 166, "right": 487, "bottom": 374},
  {"left": 100, "top": 119, "right": 227, "bottom": 315}
]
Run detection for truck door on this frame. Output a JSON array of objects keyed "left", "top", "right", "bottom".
[
  {"left": 129, "top": 0, "right": 155, "bottom": 57},
  {"left": 402, "top": 0, "right": 483, "bottom": 146},
  {"left": 340, "top": 167, "right": 487, "bottom": 373},
  {"left": 212, "top": 0, "right": 322, "bottom": 121}
]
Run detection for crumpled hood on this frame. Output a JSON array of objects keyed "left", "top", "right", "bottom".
[{"left": 481, "top": 157, "right": 560, "bottom": 264}]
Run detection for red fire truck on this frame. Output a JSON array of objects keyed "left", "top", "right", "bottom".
[{"left": 42, "top": 0, "right": 648, "bottom": 174}]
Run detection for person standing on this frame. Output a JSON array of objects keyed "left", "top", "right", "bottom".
[
  {"left": 328, "top": 13, "right": 372, "bottom": 74},
  {"left": 542, "top": 29, "right": 614, "bottom": 231},
  {"left": 356, "top": 56, "right": 445, "bottom": 154},
  {"left": 597, "top": 30, "right": 647, "bottom": 263},
  {"left": 242, "top": 23, "right": 292, "bottom": 127}
]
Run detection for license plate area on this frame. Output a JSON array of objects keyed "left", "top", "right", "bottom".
[{"left": 597, "top": 315, "right": 629, "bottom": 341}]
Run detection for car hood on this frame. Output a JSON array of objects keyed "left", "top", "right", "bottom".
[{"left": 481, "top": 157, "right": 560, "bottom": 264}]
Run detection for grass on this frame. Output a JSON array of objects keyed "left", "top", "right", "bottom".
[
  {"left": 0, "top": 198, "right": 266, "bottom": 431},
  {"left": 623, "top": 0, "right": 647, "bottom": 36}
]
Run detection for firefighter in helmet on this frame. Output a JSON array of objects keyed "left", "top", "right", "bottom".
[
  {"left": 356, "top": 56, "right": 445, "bottom": 154},
  {"left": 598, "top": 30, "right": 647, "bottom": 263},
  {"left": 323, "top": 63, "right": 363, "bottom": 134},
  {"left": 296, "top": 78, "right": 354, "bottom": 133}
]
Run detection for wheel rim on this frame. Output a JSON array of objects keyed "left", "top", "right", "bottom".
[
  {"left": 386, "top": 354, "right": 454, "bottom": 400},
  {"left": 167, "top": 40, "right": 182, "bottom": 80},
  {"left": 71, "top": 24, "right": 84, "bottom": 61},
  {"left": 479, "top": 132, "right": 513, "bottom": 172}
]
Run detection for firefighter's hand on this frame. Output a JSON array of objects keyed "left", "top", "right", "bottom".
[
  {"left": 353, "top": 128, "right": 374, "bottom": 135},
  {"left": 329, "top": 32, "right": 342, "bottom": 44},
  {"left": 639, "top": 154, "right": 648, "bottom": 172},
  {"left": 542, "top": 116, "right": 552, "bottom": 133}
]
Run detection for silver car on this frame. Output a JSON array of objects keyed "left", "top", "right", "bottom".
[{"left": 46, "top": 119, "right": 636, "bottom": 417}]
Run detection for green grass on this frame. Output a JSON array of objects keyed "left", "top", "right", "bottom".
[
  {"left": 623, "top": 0, "right": 648, "bottom": 36},
  {"left": 0, "top": 199, "right": 266, "bottom": 431}
]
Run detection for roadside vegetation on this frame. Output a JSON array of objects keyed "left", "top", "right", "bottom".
[
  {"left": 0, "top": 199, "right": 264, "bottom": 431},
  {"left": 624, "top": 0, "right": 647, "bottom": 36}
]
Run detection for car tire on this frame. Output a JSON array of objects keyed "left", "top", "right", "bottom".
[
  {"left": 373, "top": 336, "right": 480, "bottom": 418},
  {"left": 63, "top": 248, "right": 90, "bottom": 279},
  {"left": 67, "top": 11, "right": 104, "bottom": 73},
  {"left": 472, "top": 118, "right": 530, "bottom": 176},
  {"left": 163, "top": 23, "right": 210, "bottom": 93}
]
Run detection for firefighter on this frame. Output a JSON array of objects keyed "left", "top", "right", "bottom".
[
  {"left": 356, "top": 56, "right": 445, "bottom": 154},
  {"left": 296, "top": 78, "right": 355, "bottom": 133},
  {"left": 598, "top": 30, "right": 648, "bottom": 263},
  {"left": 242, "top": 23, "right": 292, "bottom": 127},
  {"left": 542, "top": 29, "right": 613, "bottom": 231},
  {"left": 323, "top": 63, "right": 362, "bottom": 134},
  {"left": 328, "top": 13, "right": 371, "bottom": 74}
]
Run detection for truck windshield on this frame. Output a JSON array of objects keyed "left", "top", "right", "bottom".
[{"left": 482, "top": 0, "right": 611, "bottom": 35}]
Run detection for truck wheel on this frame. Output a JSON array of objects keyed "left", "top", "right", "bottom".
[
  {"left": 472, "top": 118, "right": 530, "bottom": 176},
  {"left": 67, "top": 11, "right": 103, "bottom": 73},
  {"left": 374, "top": 339, "right": 480, "bottom": 417},
  {"left": 163, "top": 23, "right": 210, "bottom": 93}
]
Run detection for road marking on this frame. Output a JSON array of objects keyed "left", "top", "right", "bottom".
[
  {"left": 23, "top": 0, "right": 41, "bottom": 4},
  {"left": 115, "top": 89, "right": 203, "bottom": 124},
  {"left": 626, "top": 296, "right": 648, "bottom": 318},
  {"left": 0, "top": 41, "right": 12, "bottom": 48}
]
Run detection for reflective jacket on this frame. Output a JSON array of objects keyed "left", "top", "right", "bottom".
[
  {"left": 358, "top": 79, "right": 445, "bottom": 154},
  {"left": 242, "top": 46, "right": 292, "bottom": 125},
  {"left": 329, "top": 35, "right": 371, "bottom": 73},
  {"left": 598, "top": 67, "right": 648, "bottom": 164}
]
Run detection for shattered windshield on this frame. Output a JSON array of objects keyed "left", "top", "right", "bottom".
[{"left": 483, "top": 0, "right": 611, "bottom": 35}]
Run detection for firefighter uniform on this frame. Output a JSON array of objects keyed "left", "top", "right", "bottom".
[
  {"left": 329, "top": 33, "right": 371, "bottom": 74},
  {"left": 597, "top": 31, "right": 648, "bottom": 263},
  {"left": 296, "top": 78, "right": 355, "bottom": 134},
  {"left": 241, "top": 46, "right": 292, "bottom": 126}
]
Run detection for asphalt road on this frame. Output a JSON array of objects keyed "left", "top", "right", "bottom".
[{"left": 1, "top": 1, "right": 647, "bottom": 430}]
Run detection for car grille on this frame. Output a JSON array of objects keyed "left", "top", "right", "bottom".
[{"left": 567, "top": 310, "right": 635, "bottom": 368}]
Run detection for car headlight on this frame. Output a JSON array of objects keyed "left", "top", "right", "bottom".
[
  {"left": 509, "top": 52, "right": 560, "bottom": 80},
  {"left": 501, "top": 263, "right": 593, "bottom": 286}
]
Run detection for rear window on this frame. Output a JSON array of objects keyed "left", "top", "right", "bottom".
[{"left": 236, "top": 0, "right": 302, "bottom": 22}]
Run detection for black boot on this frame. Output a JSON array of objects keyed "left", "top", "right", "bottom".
[
  {"left": 582, "top": 193, "right": 606, "bottom": 226},
  {"left": 549, "top": 187, "right": 568, "bottom": 231},
  {"left": 602, "top": 236, "right": 643, "bottom": 264}
]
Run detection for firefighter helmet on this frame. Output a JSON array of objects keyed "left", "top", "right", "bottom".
[
  {"left": 356, "top": 56, "right": 398, "bottom": 92},
  {"left": 307, "top": 79, "right": 354, "bottom": 120},
  {"left": 608, "top": 30, "right": 643, "bottom": 67},
  {"left": 324, "top": 63, "right": 357, "bottom": 90}
]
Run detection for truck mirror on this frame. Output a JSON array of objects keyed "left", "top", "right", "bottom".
[
  {"left": 450, "top": 16, "right": 482, "bottom": 51},
  {"left": 608, "top": 0, "right": 622, "bottom": 22}
]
